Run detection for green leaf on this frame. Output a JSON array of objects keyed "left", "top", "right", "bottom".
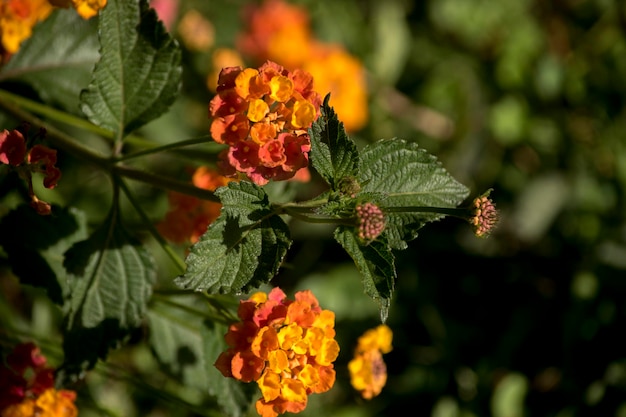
[
  {"left": 80, "top": 0, "right": 182, "bottom": 136},
  {"left": 359, "top": 138, "right": 469, "bottom": 250},
  {"left": 0, "top": 205, "right": 88, "bottom": 305},
  {"left": 175, "top": 181, "right": 292, "bottom": 294},
  {"left": 309, "top": 94, "right": 360, "bottom": 191},
  {"left": 147, "top": 301, "right": 209, "bottom": 392},
  {"left": 203, "top": 322, "right": 255, "bottom": 417},
  {"left": 334, "top": 227, "right": 396, "bottom": 322},
  {"left": 61, "top": 208, "right": 156, "bottom": 375},
  {"left": 0, "top": 10, "right": 99, "bottom": 113}
]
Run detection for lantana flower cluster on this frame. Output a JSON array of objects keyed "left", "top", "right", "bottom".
[
  {"left": 215, "top": 287, "right": 340, "bottom": 417},
  {"left": 355, "top": 202, "right": 386, "bottom": 243},
  {"left": 470, "top": 191, "right": 498, "bottom": 237},
  {"left": 237, "top": 0, "right": 369, "bottom": 132},
  {"left": 0, "top": 125, "right": 61, "bottom": 215},
  {"left": 0, "top": 0, "right": 106, "bottom": 60},
  {"left": 348, "top": 324, "right": 393, "bottom": 400},
  {"left": 0, "top": 342, "right": 77, "bottom": 417},
  {"left": 209, "top": 60, "right": 321, "bottom": 185},
  {"left": 157, "top": 166, "right": 235, "bottom": 244}
]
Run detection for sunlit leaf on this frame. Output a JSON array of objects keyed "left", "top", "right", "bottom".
[
  {"left": 80, "top": 0, "right": 181, "bottom": 136},
  {"left": 175, "top": 181, "right": 292, "bottom": 294},
  {"left": 359, "top": 138, "right": 469, "bottom": 250},
  {"left": 309, "top": 94, "right": 360, "bottom": 191}
]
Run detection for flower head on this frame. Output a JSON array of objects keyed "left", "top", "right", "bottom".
[
  {"left": 237, "top": 0, "right": 368, "bottom": 132},
  {"left": 0, "top": 342, "right": 78, "bottom": 416},
  {"left": 209, "top": 61, "right": 321, "bottom": 185},
  {"left": 355, "top": 202, "right": 385, "bottom": 243},
  {"left": 470, "top": 190, "right": 498, "bottom": 237},
  {"left": 215, "top": 287, "right": 339, "bottom": 417},
  {"left": 1, "top": 388, "right": 77, "bottom": 417},
  {"left": 348, "top": 324, "right": 393, "bottom": 400}
]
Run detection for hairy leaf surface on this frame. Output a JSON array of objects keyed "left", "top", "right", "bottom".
[
  {"left": 80, "top": 0, "right": 181, "bottom": 136},
  {"left": 62, "top": 209, "right": 156, "bottom": 374},
  {"left": 175, "top": 181, "right": 291, "bottom": 294},
  {"left": 309, "top": 95, "right": 360, "bottom": 190},
  {"left": 359, "top": 138, "right": 469, "bottom": 249}
]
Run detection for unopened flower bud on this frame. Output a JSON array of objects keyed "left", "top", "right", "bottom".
[
  {"left": 470, "top": 193, "right": 498, "bottom": 237},
  {"left": 356, "top": 202, "right": 385, "bottom": 242}
]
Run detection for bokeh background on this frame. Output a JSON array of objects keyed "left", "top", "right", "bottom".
[{"left": 2, "top": 0, "right": 626, "bottom": 416}]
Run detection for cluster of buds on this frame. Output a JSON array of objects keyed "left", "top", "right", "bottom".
[
  {"left": 470, "top": 191, "right": 498, "bottom": 237},
  {"left": 348, "top": 324, "right": 393, "bottom": 400},
  {"left": 209, "top": 60, "right": 322, "bottom": 185},
  {"left": 0, "top": 125, "right": 61, "bottom": 215},
  {"left": 215, "top": 287, "right": 339, "bottom": 417},
  {"left": 0, "top": 342, "right": 77, "bottom": 417},
  {"left": 355, "top": 202, "right": 385, "bottom": 242}
]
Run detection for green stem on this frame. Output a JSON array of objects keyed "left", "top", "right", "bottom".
[
  {"left": 0, "top": 89, "right": 154, "bottom": 150},
  {"left": 117, "top": 177, "right": 187, "bottom": 273},
  {"left": 0, "top": 95, "right": 221, "bottom": 201},
  {"left": 286, "top": 210, "right": 355, "bottom": 225},
  {"left": 0, "top": 89, "right": 112, "bottom": 139},
  {"left": 152, "top": 289, "right": 199, "bottom": 296},
  {"left": 117, "top": 135, "right": 219, "bottom": 162},
  {"left": 275, "top": 197, "right": 330, "bottom": 210},
  {"left": 0, "top": 93, "right": 111, "bottom": 168},
  {"left": 384, "top": 205, "right": 469, "bottom": 218},
  {"left": 113, "top": 164, "right": 220, "bottom": 202},
  {"left": 94, "top": 360, "right": 218, "bottom": 416},
  {"left": 151, "top": 294, "right": 235, "bottom": 325}
]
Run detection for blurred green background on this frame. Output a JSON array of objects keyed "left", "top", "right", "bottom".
[{"left": 2, "top": 0, "right": 626, "bottom": 416}]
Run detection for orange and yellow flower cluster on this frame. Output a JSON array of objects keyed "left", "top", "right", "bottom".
[
  {"left": 0, "top": 342, "right": 77, "bottom": 417},
  {"left": 348, "top": 324, "right": 393, "bottom": 399},
  {"left": 157, "top": 166, "right": 234, "bottom": 244},
  {"left": 0, "top": 124, "right": 61, "bottom": 215},
  {"left": 0, "top": 0, "right": 106, "bottom": 60},
  {"left": 215, "top": 287, "right": 339, "bottom": 417},
  {"left": 237, "top": 0, "right": 368, "bottom": 132},
  {"left": 209, "top": 60, "right": 321, "bottom": 185}
]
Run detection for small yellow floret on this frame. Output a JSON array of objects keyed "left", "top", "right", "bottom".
[
  {"left": 269, "top": 75, "right": 294, "bottom": 102},
  {"left": 247, "top": 99, "right": 270, "bottom": 122},
  {"left": 291, "top": 100, "right": 315, "bottom": 128}
]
